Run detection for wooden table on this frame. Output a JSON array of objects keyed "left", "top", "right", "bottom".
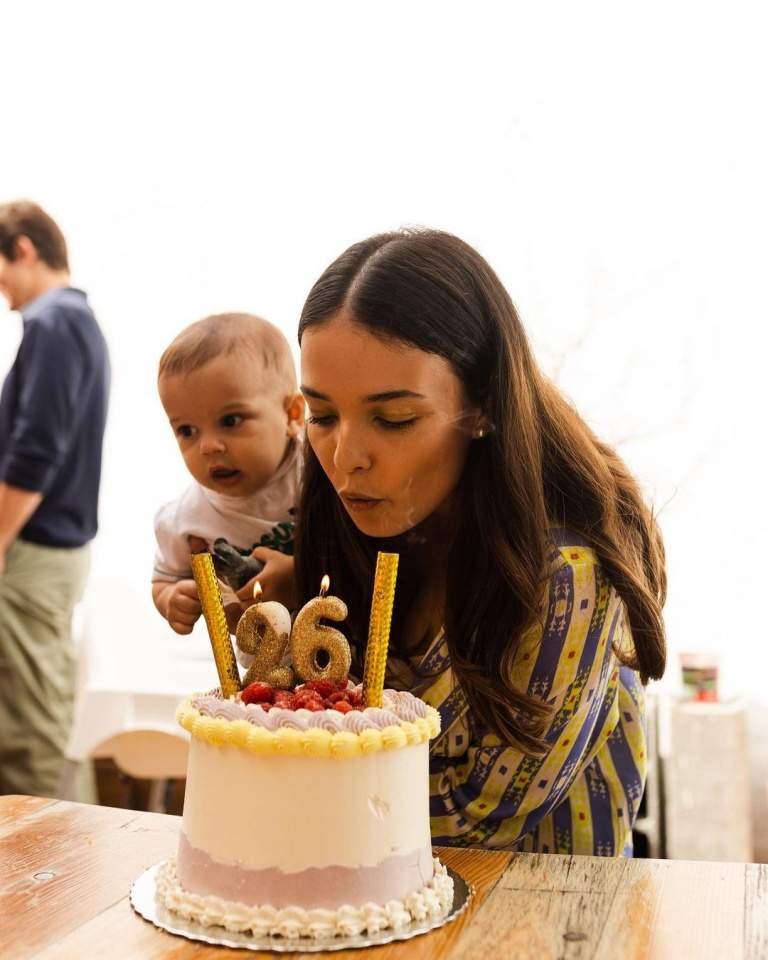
[{"left": 1, "top": 796, "right": 765, "bottom": 959}]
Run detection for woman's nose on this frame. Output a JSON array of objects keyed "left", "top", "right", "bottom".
[
  {"left": 333, "top": 425, "right": 371, "bottom": 474},
  {"left": 200, "top": 433, "right": 226, "bottom": 455}
]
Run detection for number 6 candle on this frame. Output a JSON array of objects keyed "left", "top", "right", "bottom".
[{"left": 290, "top": 575, "right": 352, "bottom": 684}]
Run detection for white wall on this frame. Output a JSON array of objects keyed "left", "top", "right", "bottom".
[{"left": 2, "top": 1, "right": 767, "bottom": 849}]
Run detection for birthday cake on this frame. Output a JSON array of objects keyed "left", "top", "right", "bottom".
[
  {"left": 152, "top": 551, "right": 454, "bottom": 940},
  {"left": 155, "top": 680, "right": 453, "bottom": 939}
]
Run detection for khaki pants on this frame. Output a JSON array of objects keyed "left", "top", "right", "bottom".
[{"left": 0, "top": 538, "right": 90, "bottom": 797}]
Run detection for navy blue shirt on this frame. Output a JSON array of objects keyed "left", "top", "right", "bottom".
[{"left": 0, "top": 287, "right": 110, "bottom": 548}]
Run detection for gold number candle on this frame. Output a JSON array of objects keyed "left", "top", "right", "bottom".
[
  {"left": 362, "top": 552, "right": 399, "bottom": 708},
  {"left": 236, "top": 582, "right": 295, "bottom": 689},
  {"left": 290, "top": 575, "right": 352, "bottom": 684},
  {"left": 190, "top": 552, "right": 242, "bottom": 698}
]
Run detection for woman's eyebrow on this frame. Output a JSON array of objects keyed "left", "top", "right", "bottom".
[
  {"left": 301, "top": 385, "right": 330, "bottom": 400},
  {"left": 364, "top": 390, "right": 426, "bottom": 402},
  {"left": 301, "top": 386, "right": 426, "bottom": 402}
]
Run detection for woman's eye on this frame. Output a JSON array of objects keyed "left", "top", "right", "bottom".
[
  {"left": 307, "top": 414, "right": 336, "bottom": 427},
  {"left": 176, "top": 424, "right": 196, "bottom": 439},
  {"left": 375, "top": 417, "right": 418, "bottom": 431},
  {"left": 221, "top": 414, "right": 244, "bottom": 428}
]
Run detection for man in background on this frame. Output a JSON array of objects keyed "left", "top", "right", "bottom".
[{"left": 0, "top": 200, "right": 110, "bottom": 797}]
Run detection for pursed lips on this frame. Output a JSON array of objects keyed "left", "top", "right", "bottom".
[
  {"left": 338, "top": 489, "right": 381, "bottom": 501},
  {"left": 339, "top": 490, "right": 385, "bottom": 511}
]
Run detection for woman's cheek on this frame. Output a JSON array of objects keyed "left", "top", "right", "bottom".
[{"left": 309, "top": 431, "right": 336, "bottom": 478}]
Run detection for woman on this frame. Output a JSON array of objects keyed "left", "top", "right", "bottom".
[{"left": 296, "top": 229, "right": 666, "bottom": 856}]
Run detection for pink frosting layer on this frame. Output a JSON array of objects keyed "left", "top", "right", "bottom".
[
  {"left": 191, "top": 686, "right": 429, "bottom": 733},
  {"left": 176, "top": 832, "right": 435, "bottom": 909}
]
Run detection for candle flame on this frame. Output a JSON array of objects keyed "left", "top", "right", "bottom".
[
  {"left": 320, "top": 575, "right": 330, "bottom": 597},
  {"left": 253, "top": 581, "right": 263, "bottom": 601}
]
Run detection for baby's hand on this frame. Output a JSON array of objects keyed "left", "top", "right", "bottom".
[
  {"left": 165, "top": 578, "right": 202, "bottom": 634},
  {"left": 237, "top": 548, "right": 296, "bottom": 609}
]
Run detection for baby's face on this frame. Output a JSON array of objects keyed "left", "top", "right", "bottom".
[{"left": 159, "top": 354, "right": 298, "bottom": 497}]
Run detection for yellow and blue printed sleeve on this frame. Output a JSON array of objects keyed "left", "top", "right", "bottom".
[{"left": 422, "top": 531, "right": 647, "bottom": 855}]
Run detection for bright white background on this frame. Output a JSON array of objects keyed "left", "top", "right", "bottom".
[{"left": 2, "top": 1, "right": 767, "bottom": 844}]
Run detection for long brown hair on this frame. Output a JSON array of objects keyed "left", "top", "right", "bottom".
[{"left": 296, "top": 229, "right": 666, "bottom": 753}]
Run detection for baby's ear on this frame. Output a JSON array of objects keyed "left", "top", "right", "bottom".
[{"left": 284, "top": 392, "right": 305, "bottom": 437}]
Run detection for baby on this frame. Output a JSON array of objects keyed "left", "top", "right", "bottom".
[{"left": 152, "top": 312, "right": 303, "bottom": 634}]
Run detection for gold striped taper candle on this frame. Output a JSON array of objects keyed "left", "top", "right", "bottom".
[
  {"left": 362, "top": 552, "right": 399, "bottom": 708},
  {"left": 190, "top": 552, "right": 242, "bottom": 698}
]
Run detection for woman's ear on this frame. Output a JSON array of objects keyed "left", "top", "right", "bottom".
[{"left": 284, "top": 392, "right": 305, "bottom": 438}]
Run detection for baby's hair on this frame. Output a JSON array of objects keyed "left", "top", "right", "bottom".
[{"left": 158, "top": 313, "right": 296, "bottom": 390}]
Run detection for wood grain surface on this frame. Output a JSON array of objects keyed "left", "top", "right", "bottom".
[{"left": 0, "top": 796, "right": 765, "bottom": 959}]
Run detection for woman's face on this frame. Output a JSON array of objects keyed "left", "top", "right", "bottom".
[{"left": 301, "top": 313, "right": 481, "bottom": 539}]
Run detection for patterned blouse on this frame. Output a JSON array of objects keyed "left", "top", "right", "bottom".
[{"left": 386, "top": 529, "right": 647, "bottom": 857}]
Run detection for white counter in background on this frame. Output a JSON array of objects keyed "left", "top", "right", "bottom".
[{"left": 664, "top": 697, "right": 754, "bottom": 862}]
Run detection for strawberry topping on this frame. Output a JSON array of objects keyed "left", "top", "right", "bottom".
[
  {"left": 303, "top": 680, "right": 336, "bottom": 698},
  {"left": 332, "top": 700, "right": 354, "bottom": 714},
  {"left": 242, "top": 682, "right": 276, "bottom": 705}
]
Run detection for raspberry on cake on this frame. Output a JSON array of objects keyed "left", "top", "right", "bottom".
[
  {"left": 241, "top": 682, "right": 275, "bottom": 705},
  {"left": 239, "top": 679, "right": 366, "bottom": 713}
]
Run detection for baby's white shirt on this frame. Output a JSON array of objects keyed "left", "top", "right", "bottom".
[{"left": 152, "top": 440, "right": 301, "bottom": 582}]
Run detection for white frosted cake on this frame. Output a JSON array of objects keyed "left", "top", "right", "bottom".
[{"left": 155, "top": 681, "right": 454, "bottom": 940}]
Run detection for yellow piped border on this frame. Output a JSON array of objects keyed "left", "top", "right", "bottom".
[{"left": 176, "top": 698, "right": 441, "bottom": 758}]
